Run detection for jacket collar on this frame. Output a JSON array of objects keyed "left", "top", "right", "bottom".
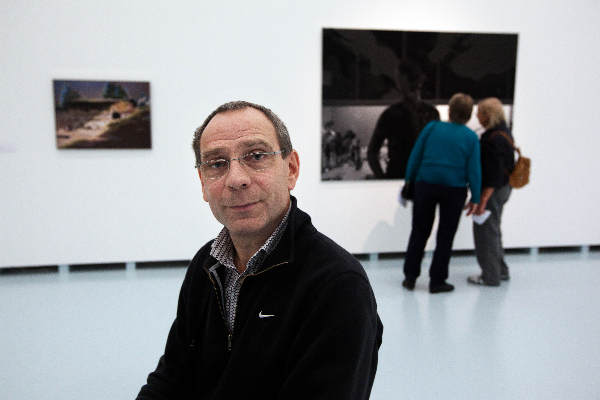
[
  {"left": 259, "top": 195, "right": 314, "bottom": 273},
  {"left": 203, "top": 195, "right": 313, "bottom": 274},
  {"left": 482, "top": 121, "right": 511, "bottom": 138}
]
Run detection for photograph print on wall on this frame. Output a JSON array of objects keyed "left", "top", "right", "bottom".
[
  {"left": 53, "top": 79, "right": 151, "bottom": 149},
  {"left": 321, "top": 28, "right": 518, "bottom": 181}
]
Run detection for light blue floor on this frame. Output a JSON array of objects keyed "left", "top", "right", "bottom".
[{"left": 1, "top": 252, "right": 599, "bottom": 399}]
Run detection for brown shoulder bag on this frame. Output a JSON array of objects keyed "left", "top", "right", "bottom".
[{"left": 493, "top": 131, "right": 531, "bottom": 189}]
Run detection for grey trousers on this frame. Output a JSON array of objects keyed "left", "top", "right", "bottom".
[{"left": 473, "top": 184, "right": 512, "bottom": 285}]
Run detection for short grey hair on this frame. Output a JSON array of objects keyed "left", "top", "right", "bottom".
[
  {"left": 477, "top": 97, "right": 506, "bottom": 129},
  {"left": 448, "top": 93, "right": 474, "bottom": 124},
  {"left": 192, "top": 101, "right": 293, "bottom": 166}
]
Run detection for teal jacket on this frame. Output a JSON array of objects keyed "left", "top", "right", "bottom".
[{"left": 405, "top": 121, "right": 481, "bottom": 203}]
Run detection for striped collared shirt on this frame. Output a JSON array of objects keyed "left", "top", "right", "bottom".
[{"left": 210, "top": 204, "right": 291, "bottom": 333}]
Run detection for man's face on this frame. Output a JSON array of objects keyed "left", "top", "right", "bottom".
[{"left": 198, "top": 107, "right": 299, "bottom": 242}]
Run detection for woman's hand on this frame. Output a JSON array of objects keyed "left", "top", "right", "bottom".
[
  {"left": 475, "top": 188, "right": 495, "bottom": 215},
  {"left": 464, "top": 202, "right": 478, "bottom": 216}
]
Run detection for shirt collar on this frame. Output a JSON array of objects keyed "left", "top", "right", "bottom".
[{"left": 210, "top": 203, "right": 292, "bottom": 273}]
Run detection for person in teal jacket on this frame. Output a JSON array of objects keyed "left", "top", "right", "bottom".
[{"left": 402, "top": 93, "right": 481, "bottom": 293}]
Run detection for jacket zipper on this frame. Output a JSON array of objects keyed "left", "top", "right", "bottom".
[
  {"left": 228, "top": 274, "right": 247, "bottom": 352},
  {"left": 206, "top": 260, "right": 290, "bottom": 353},
  {"left": 205, "top": 269, "right": 231, "bottom": 352},
  {"left": 249, "top": 261, "right": 289, "bottom": 277},
  {"left": 228, "top": 260, "right": 289, "bottom": 348}
]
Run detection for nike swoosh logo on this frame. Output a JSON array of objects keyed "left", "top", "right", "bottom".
[{"left": 259, "top": 311, "right": 276, "bottom": 318}]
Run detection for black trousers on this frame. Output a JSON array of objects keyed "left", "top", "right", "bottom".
[{"left": 404, "top": 181, "right": 467, "bottom": 285}]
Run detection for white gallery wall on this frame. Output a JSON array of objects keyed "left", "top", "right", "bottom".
[{"left": 1, "top": 0, "right": 599, "bottom": 268}]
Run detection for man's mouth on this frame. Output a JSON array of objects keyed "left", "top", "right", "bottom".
[{"left": 228, "top": 201, "right": 259, "bottom": 211}]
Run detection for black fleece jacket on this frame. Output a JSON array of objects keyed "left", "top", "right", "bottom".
[
  {"left": 480, "top": 122, "right": 516, "bottom": 188},
  {"left": 137, "top": 197, "right": 383, "bottom": 399}
]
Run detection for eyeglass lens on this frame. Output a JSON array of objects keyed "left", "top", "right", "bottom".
[{"left": 201, "top": 152, "right": 280, "bottom": 180}]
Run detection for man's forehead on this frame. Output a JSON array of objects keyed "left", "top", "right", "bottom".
[
  {"left": 200, "top": 108, "right": 277, "bottom": 153},
  {"left": 208, "top": 108, "right": 273, "bottom": 131},
  {"left": 201, "top": 138, "right": 274, "bottom": 157}
]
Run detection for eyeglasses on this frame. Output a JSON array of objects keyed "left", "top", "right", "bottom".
[{"left": 196, "top": 150, "right": 286, "bottom": 180}]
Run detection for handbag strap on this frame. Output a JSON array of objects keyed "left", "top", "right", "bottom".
[{"left": 492, "top": 130, "right": 521, "bottom": 157}]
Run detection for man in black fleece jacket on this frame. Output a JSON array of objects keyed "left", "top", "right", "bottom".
[{"left": 137, "top": 101, "right": 383, "bottom": 399}]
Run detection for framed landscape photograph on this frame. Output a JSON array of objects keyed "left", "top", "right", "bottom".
[
  {"left": 53, "top": 79, "right": 151, "bottom": 149},
  {"left": 321, "top": 28, "right": 518, "bottom": 181}
]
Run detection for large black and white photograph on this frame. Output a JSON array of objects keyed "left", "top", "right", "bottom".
[{"left": 322, "top": 28, "right": 518, "bottom": 181}]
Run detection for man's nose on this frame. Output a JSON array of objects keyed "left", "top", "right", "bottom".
[{"left": 225, "top": 159, "right": 252, "bottom": 189}]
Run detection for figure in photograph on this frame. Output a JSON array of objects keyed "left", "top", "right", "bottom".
[
  {"left": 340, "top": 129, "right": 363, "bottom": 171},
  {"left": 137, "top": 101, "right": 383, "bottom": 399},
  {"left": 322, "top": 119, "right": 339, "bottom": 171},
  {"left": 367, "top": 61, "right": 440, "bottom": 179},
  {"left": 466, "top": 97, "right": 515, "bottom": 286},
  {"left": 402, "top": 93, "right": 481, "bottom": 293}
]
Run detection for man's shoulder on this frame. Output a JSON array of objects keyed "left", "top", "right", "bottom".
[
  {"left": 292, "top": 228, "right": 377, "bottom": 316},
  {"left": 188, "top": 239, "right": 216, "bottom": 271},
  {"left": 379, "top": 101, "right": 411, "bottom": 120},
  {"left": 416, "top": 100, "right": 439, "bottom": 112},
  {"left": 296, "top": 226, "right": 367, "bottom": 281}
]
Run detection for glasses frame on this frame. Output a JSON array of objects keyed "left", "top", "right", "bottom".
[{"left": 196, "top": 150, "right": 286, "bottom": 180}]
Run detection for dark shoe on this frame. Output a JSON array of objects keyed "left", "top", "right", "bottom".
[
  {"left": 429, "top": 282, "right": 454, "bottom": 293},
  {"left": 467, "top": 275, "right": 500, "bottom": 286},
  {"left": 402, "top": 278, "right": 415, "bottom": 290},
  {"left": 500, "top": 273, "right": 510, "bottom": 281}
]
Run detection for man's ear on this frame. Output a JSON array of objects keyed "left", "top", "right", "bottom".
[
  {"left": 286, "top": 150, "right": 300, "bottom": 190},
  {"left": 197, "top": 169, "right": 209, "bottom": 202}
]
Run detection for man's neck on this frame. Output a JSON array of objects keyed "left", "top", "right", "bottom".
[
  {"left": 229, "top": 216, "right": 284, "bottom": 273},
  {"left": 227, "top": 200, "right": 291, "bottom": 273},
  {"left": 231, "top": 236, "right": 266, "bottom": 273}
]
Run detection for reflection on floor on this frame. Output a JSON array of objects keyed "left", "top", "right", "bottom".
[{"left": 1, "top": 251, "right": 599, "bottom": 399}]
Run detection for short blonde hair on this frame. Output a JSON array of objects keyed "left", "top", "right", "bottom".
[{"left": 477, "top": 97, "right": 506, "bottom": 129}]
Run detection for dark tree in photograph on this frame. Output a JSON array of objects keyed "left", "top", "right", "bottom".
[
  {"left": 53, "top": 79, "right": 152, "bottom": 149},
  {"left": 102, "top": 82, "right": 130, "bottom": 100}
]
